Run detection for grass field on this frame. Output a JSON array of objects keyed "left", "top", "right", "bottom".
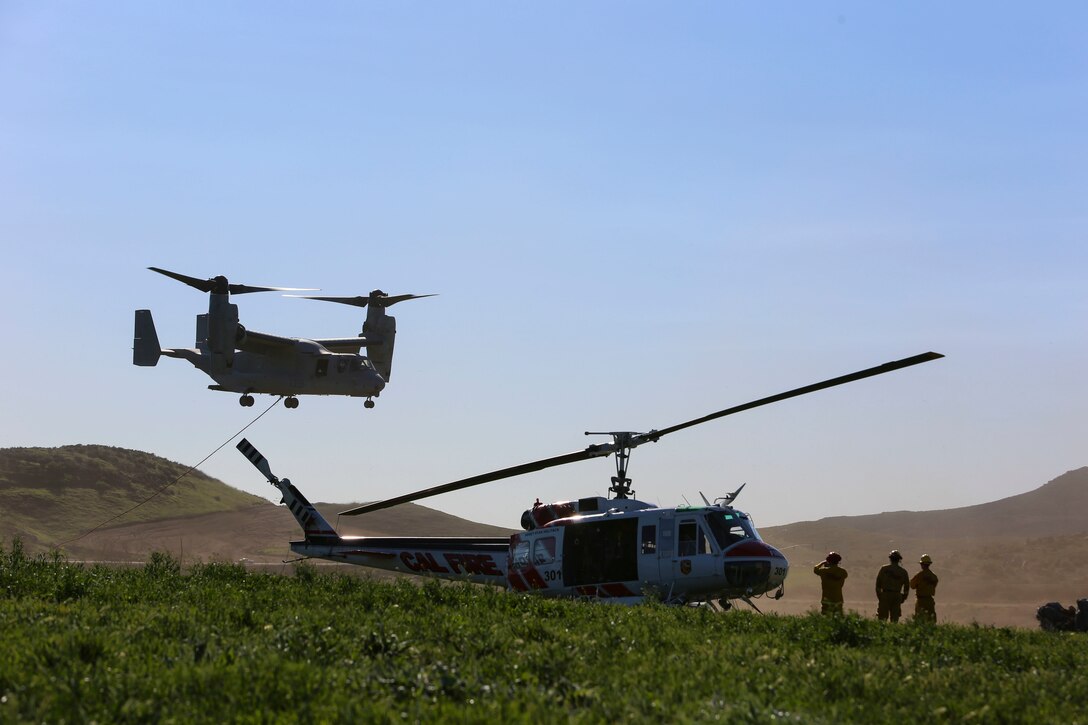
[{"left": 2, "top": 541, "right": 1085, "bottom": 723}]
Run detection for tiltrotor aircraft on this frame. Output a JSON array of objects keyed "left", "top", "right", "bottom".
[
  {"left": 237, "top": 351, "right": 942, "bottom": 607},
  {"left": 133, "top": 267, "right": 432, "bottom": 409}
]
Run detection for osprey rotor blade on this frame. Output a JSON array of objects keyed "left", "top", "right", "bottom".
[
  {"left": 228, "top": 283, "right": 318, "bottom": 295},
  {"left": 148, "top": 267, "right": 316, "bottom": 295},
  {"left": 339, "top": 447, "right": 606, "bottom": 516},
  {"left": 285, "top": 294, "right": 372, "bottom": 308},
  {"left": 634, "top": 351, "right": 944, "bottom": 446},
  {"left": 286, "top": 293, "right": 437, "bottom": 308},
  {"left": 148, "top": 266, "right": 215, "bottom": 293}
]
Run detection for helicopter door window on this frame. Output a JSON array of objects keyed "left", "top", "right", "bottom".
[
  {"left": 658, "top": 519, "right": 674, "bottom": 556},
  {"left": 562, "top": 519, "right": 638, "bottom": 586},
  {"left": 678, "top": 520, "right": 697, "bottom": 556},
  {"left": 315, "top": 359, "right": 329, "bottom": 377},
  {"left": 512, "top": 541, "right": 530, "bottom": 570},
  {"left": 532, "top": 537, "right": 556, "bottom": 565},
  {"left": 641, "top": 525, "right": 657, "bottom": 554},
  {"left": 678, "top": 519, "right": 712, "bottom": 557},
  {"left": 336, "top": 358, "right": 348, "bottom": 373}
]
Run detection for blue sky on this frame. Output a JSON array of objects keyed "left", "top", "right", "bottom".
[{"left": 1, "top": 3, "right": 1084, "bottom": 532}]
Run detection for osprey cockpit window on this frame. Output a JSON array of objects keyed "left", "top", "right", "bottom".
[{"left": 704, "top": 511, "right": 754, "bottom": 550}]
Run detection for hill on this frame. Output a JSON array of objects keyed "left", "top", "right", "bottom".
[
  {"left": 773, "top": 466, "right": 1088, "bottom": 541},
  {"left": 757, "top": 467, "right": 1088, "bottom": 626},
  {"left": 0, "top": 445, "right": 267, "bottom": 550},
  {"left": 0, "top": 444, "right": 514, "bottom": 563}
]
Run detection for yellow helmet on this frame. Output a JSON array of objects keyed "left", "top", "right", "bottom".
[
  {"left": 919, "top": 554, "right": 933, "bottom": 564},
  {"left": 888, "top": 550, "right": 902, "bottom": 561}
]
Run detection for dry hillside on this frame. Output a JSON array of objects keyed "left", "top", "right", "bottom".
[
  {"left": 757, "top": 467, "right": 1088, "bottom": 627},
  {"left": 0, "top": 444, "right": 513, "bottom": 562},
  {"left": 0, "top": 445, "right": 266, "bottom": 550}
]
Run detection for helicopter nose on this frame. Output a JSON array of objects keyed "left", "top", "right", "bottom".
[{"left": 722, "top": 541, "right": 788, "bottom": 595}]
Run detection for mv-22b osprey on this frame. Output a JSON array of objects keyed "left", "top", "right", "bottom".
[
  {"left": 133, "top": 267, "right": 433, "bottom": 409},
  {"left": 238, "top": 352, "right": 942, "bottom": 608}
]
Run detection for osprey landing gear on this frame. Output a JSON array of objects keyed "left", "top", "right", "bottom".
[
  {"left": 239, "top": 393, "right": 255, "bottom": 407},
  {"left": 364, "top": 398, "right": 375, "bottom": 409},
  {"left": 285, "top": 396, "right": 299, "bottom": 409}
]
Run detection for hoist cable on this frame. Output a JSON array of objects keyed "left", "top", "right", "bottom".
[{"left": 59, "top": 398, "right": 282, "bottom": 544}]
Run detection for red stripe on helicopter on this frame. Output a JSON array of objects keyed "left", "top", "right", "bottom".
[
  {"left": 725, "top": 541, "right": 777, "bottom": 557},
  {"left": 521, "top": 566, "right": 549, "bottom": 590},
  {"left": 573, "top": 583, "right": 636, "bottom": 598},
  {"left": 531, "top": 502, "right": 577, "bottom": 527},
  {"left": 601, "top": 582, "right": 636, "bottom": 597},
  {"left": 507, "top": 571, "right": 529, "bottom": 592}
]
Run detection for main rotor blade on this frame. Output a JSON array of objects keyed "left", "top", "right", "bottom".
[
  {"left": 339, "top": 447, "right": 603, "bottom": 516},
  {"left": 148, "top": 267, "right": 316, "bottom": 295},
  {"left": 286, "top": 293, "right": 437, "bottom": 308},
  {"left": 230, "top": 283, "right": 317, "bottom": 295},
  {"left": 148, "top": 266, "right": 214, "bottom": 292},
  {"left": 639, "top": 351, "right": 944, "bottom": 444},
  {"left": 341, "top": 351, "right": 942, "bottom": 516}
]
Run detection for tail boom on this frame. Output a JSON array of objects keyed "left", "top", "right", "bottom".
[
  {"left": 288, "top": 536, "right": 510, "bottom": 585},
  {"left": 236, "top": 439, "right": 509, "bottom": 583}
]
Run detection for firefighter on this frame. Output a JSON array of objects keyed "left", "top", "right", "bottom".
[
  {"left": 813, "top": 551, "right": 848, "bottom": 615},
  {"left": 910, "top": 553, "right": 939, "bottom": 622},
  {"left": 875, "top": 549, "right": 910, "bottom": 622}
]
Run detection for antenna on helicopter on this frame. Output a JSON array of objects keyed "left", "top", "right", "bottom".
[{"left": 716, "top": 483, "right": 747, "bottom": 507}]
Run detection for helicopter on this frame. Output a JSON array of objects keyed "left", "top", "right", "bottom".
[
  {"left": 133, "top": 267, "right": 433, "bottom": 409},
  {"left": 236, "top": 351, "right": 943, "bottom": 607}
]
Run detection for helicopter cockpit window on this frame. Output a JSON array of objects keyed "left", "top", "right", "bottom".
[
  {"left": 512, "top": 541, "right": 530, "bottom": 570},
  {"left": 533, "top": 537, "right": 556, "bottom": 565},
  {"left": 678, "top": 519, "right": 712, "bottom": 557},
  {"left": 704, "top": 512, "right": 754, "bottom": 549},
  {"left": 350, "top": 359, "right": 362, "bottom": 371}
]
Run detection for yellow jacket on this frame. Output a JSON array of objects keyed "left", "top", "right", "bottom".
[
  {"left": 875, "top": 563, "right": 909, "bottom": 596},
  {"left": 813, "top": 562, "right": 848, "bottom": 602},
  {"left": 910, "top": 568, "right": 939, "bottom": 597}
]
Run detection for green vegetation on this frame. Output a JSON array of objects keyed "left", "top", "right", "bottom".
[
  {"left": 2, "top": 542, "right": 1085, "bottom": 723},
  {"left": 0, "top": 445, "right": 266, "bottom": 547}
]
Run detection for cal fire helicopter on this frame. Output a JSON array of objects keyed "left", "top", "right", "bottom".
[
  {"left": 237, "top": 351, "right": 942, "bottom": 607},
  {"left": 133, "top": 267, "right": 433, "bottom": 409}
]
